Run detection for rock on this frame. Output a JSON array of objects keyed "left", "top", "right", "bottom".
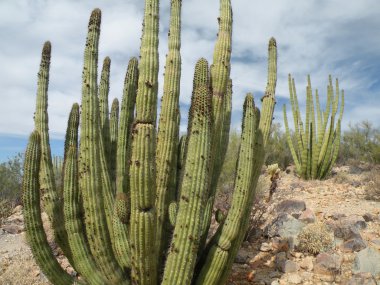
[
  {"left": 353, "top": 247, "right": 380, "bottom": 276},
  {"left": 341, "top": 237, "right": 367, "bottom": 252},
  {"left": 328, "top": 212, "right": 346, "bottom": 220},
  {"left": 234, "top": 253, "right": 248, "bottom": 264},
  {"left": 276, "top": 200, "right": 306, "bottom": 216},
  {"left": 362, "top": 213, "right": 376, "bottom": 222},
  {"left": 271, "top": 237, "right": 289, "bottom": 251},
  {"left": 286, "top": 273, "right": 302, "bottom": 284},
  {"left": 11, "top": 205, "right": 22, "bottom": 214},
  {"left": 275, "top": 252, "right": 299, "bottom": 273},
  {"left": 345, "top": 272, "right": 377, "bottom": 285},
  {"left": 332, "top": 215, "right": 366, "bottom": 241},
  {"left": 266, "top": 213, "right": 306, "bottom": 249},
  {"left": 2, "top": 224, "right": 23, "bottom": 234},
  {"left": 314, "top": 253, "right": 342, "bottom": 275},
  {"left": 298, "top": 208, "right": 316, "bottom": 224},
  {"left": 260, "top": 242, "right": 272, "bottom": 252},
  {"left": 299, "top": 256, "right": 314, "bottom": 271}
]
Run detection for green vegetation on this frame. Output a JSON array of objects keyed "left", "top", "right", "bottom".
[
  {"left": 22, "top": 1, "right": 278, "bottom": 285},
  {"left": 0, "top": 153, "right": 23, "bottom": 223},
  {"left": 284, "top": 74, "right": 345, "bottom": 179},
  {"left": 339, "top": 120, "right": 380, "bottom": 164}
]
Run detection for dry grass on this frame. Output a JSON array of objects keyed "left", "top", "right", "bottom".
[{"left": 365, "top": 167, "right": 380, "bottom": 201}]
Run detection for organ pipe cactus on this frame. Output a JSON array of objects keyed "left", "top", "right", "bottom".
[
  {"left": 283, "top": 74, "right": 344, "bottom": 180},
  {"left": 23, "top": 0, "right": 277, "bottom": 284}
]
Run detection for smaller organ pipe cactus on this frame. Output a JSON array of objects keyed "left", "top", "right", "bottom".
[
  {"left": 23, "top": 0, "right": 278, "bottom": 284},
  {"left": 283, "top": 74, "right": 344, "bottom": 180}
]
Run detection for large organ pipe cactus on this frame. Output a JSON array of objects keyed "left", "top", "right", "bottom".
[
  {"left": 283, "top": 74, "right": 344, "bottom": 180},
  {"left": 23, "top": 0, "right": 277, "bottom": 284}
]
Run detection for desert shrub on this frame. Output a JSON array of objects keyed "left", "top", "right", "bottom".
[
  {"left": 339, "top": 121, "right": 380, "bottom": 164},
  {"left": 297, "top": 222, "right": 334, "bottom": 255},
  {"left": 365, "top": 167, "right": 380, "bottom": 201},
  {"left": 0, "top": 153, "right": 23, "bottom": 223},
  {"left": 265, "top": 123, "right": 292, "bottom": 169},
  {"left": 217, "top": 131, "right": 240, "bottom": 193}
]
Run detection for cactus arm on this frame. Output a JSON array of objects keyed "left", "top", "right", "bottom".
[
  {"left": 195, "top": 95, "right": 264, "bottom": 285},
  {"left": 78, "top": 9, "right": 127, "bottom": 284},
  {"left": 23, "top": 131, "right": 75, "bottom": 285},
  {"left": 176, "top": 134, "right": 187, "bottom": 195},
  {"left": 129, "top": 0, "right": 159, "bottom": 283},
  {"left": 109, "top": 97, "right": 119, "bottom": 182},
  {"left": 162, "top": 58, "right": 212, "bottom": 285},
  {"left": 135, "top": 0, "right": 159, "bottom": 123},
  {"left": 209, "top": 0, "right": 233, "bottom": 199},
  {"left": 63, "top": 146, "right": 107, "bottom": 285},
  {"left": 34, "top": 41, "right": 70, "bottom": 259},
  {"left": 155, "top": 0, "right": 182, "bottom": 265},
  {"left": 112, "top": 58, "right": 139, "bottom": 269},
  {"left": 283, "top": 105, "right": 301, "bottom": 173},
  {"left": 308, "top": 78, "right": 317, "bottom": 178},
  {"left": 259, "top": 37, "right": 278, "bottom": 146},
  {"left": 99, "top": 57, "right": 111, "bottom": 163}
]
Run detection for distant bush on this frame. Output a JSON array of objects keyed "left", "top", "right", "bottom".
[
  {"left": 365, "top": 167, "right": 380, "bottom": 201},
  {"left": 0, "top": 153, "right": 24, "bottom": 222},
  {"left": 265, "top": 123, "right": 292, "bottom": 170},
  {"left": 339, "top": 121, "right": 380, "bottom": 164}
]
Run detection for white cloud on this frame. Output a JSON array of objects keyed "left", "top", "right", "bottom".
[{"left": 0, "top": 0, "right": 379, "bottom": 144}]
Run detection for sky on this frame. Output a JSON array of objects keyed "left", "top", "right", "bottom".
[{"left": 0, "top": 0, "right": 379, "bottom": 161}]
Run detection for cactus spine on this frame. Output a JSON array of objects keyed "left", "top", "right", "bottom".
[
  {"left": 283, "top": 74, "right": 344, "bottom": 180},
  {"left": 23, "top": 1, "right": 278, "bottom": 284}
]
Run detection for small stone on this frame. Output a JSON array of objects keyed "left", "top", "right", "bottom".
[
  {"left": 298, "top": 208, "right": 316, "bottom": 224},
  {"left": 314, "top": 253, "right": 342, "bottom": 275},
  {"left": 260, "top": 242, "right": 272, "bottom": 252},
  {"left": 328, "top": 212, "right": 346, "bottom": 220},
  {"left": 276, "top": 252, "right": 299, "bottom": 273},
  {"left": 234, "top": 253, "right": 248, "bottom": 264},
  {"left": 341, "top": 237, "right": 367, "bottom": 252},
  {"left": 276, "top": 200, "right": 306, "bottom": 215},
  {"left": 2, "top": 224, "right": 23, "bottom": 234},
  {"left": 272, "top": 237, "right": 289, "bottom": 251},
  {"left": 287, "top": 273, "right": 302, "bottom": 284},
  {"left": 299, "top": 256, "right": 314, "bottom": 271},
  {"left": 362, "top": 213, "right": 375, "bottom": 222}
]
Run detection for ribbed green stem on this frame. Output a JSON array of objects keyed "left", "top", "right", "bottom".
[
  {"left": 23, "top": 131, "right": 75, "bottom": 285},
  {"left": 34, "top": 41, "right": 71, "bottom": 262},
  {"left": 78, "top": 9, "right": 127, "bottom": 284},
  {"left": 155, "top": 0, "right": 182, "bottom": 267},
  {"left": 113, "top": 57, "right": 138, "bottom": 270},
  {"left": 162, "top": 58, "right": 212, "bottom": 285},
  {"left": 99, "top": 56, "right": 111, "bottom": 166},
  {"left": 259, "top": 37, "right": 278, "bottom": 146},
  {"left": 135, "top": 0, "right": 159, "bottom": 123},
  {"left": 195, "top": 95, "right": 264, "bottom": 285}
]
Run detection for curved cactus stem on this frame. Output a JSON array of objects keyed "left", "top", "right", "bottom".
[
  {"left": 99, "top": 56, "right": 111, "bottom": 164},
  {"left": 78, "top": 9, "right": 127, "bottom": 284},
  {"left": 34, "top": 41, "right": 71, "bottom": 260},
  {"left": 283, "top": 104, "right": 301, "bottom": 173},
  {"left": 155, "top": 0, "right": 182, "bottom": 266},
  {"left": 23, "top": 131, "right": 76, "bottom": 285},
  {"left": 259, "top": 37, "right": 278, "bottom": 146},
  {"left": 113, "top": 57, "right": 139, "bottom": 270},
  {"left": 195, "top": 94, "right": 264, "bottom": 285},
  {"left": 162, "top": 58, "right": 212, "bottom": 285},
  {"left": 64, "top": 146, "right": 108, "bottom": 285}
]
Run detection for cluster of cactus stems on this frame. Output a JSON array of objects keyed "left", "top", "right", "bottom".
[
  {"left": 22, "top": 0, "right": 277, "bottom": 284},
  {"left": 283, "top": 74, "right": 344, "bottom": 180}
]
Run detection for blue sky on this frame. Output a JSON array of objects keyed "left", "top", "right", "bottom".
[{"left": 1, "top": 0, "right": 380, "bottom": 161}]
